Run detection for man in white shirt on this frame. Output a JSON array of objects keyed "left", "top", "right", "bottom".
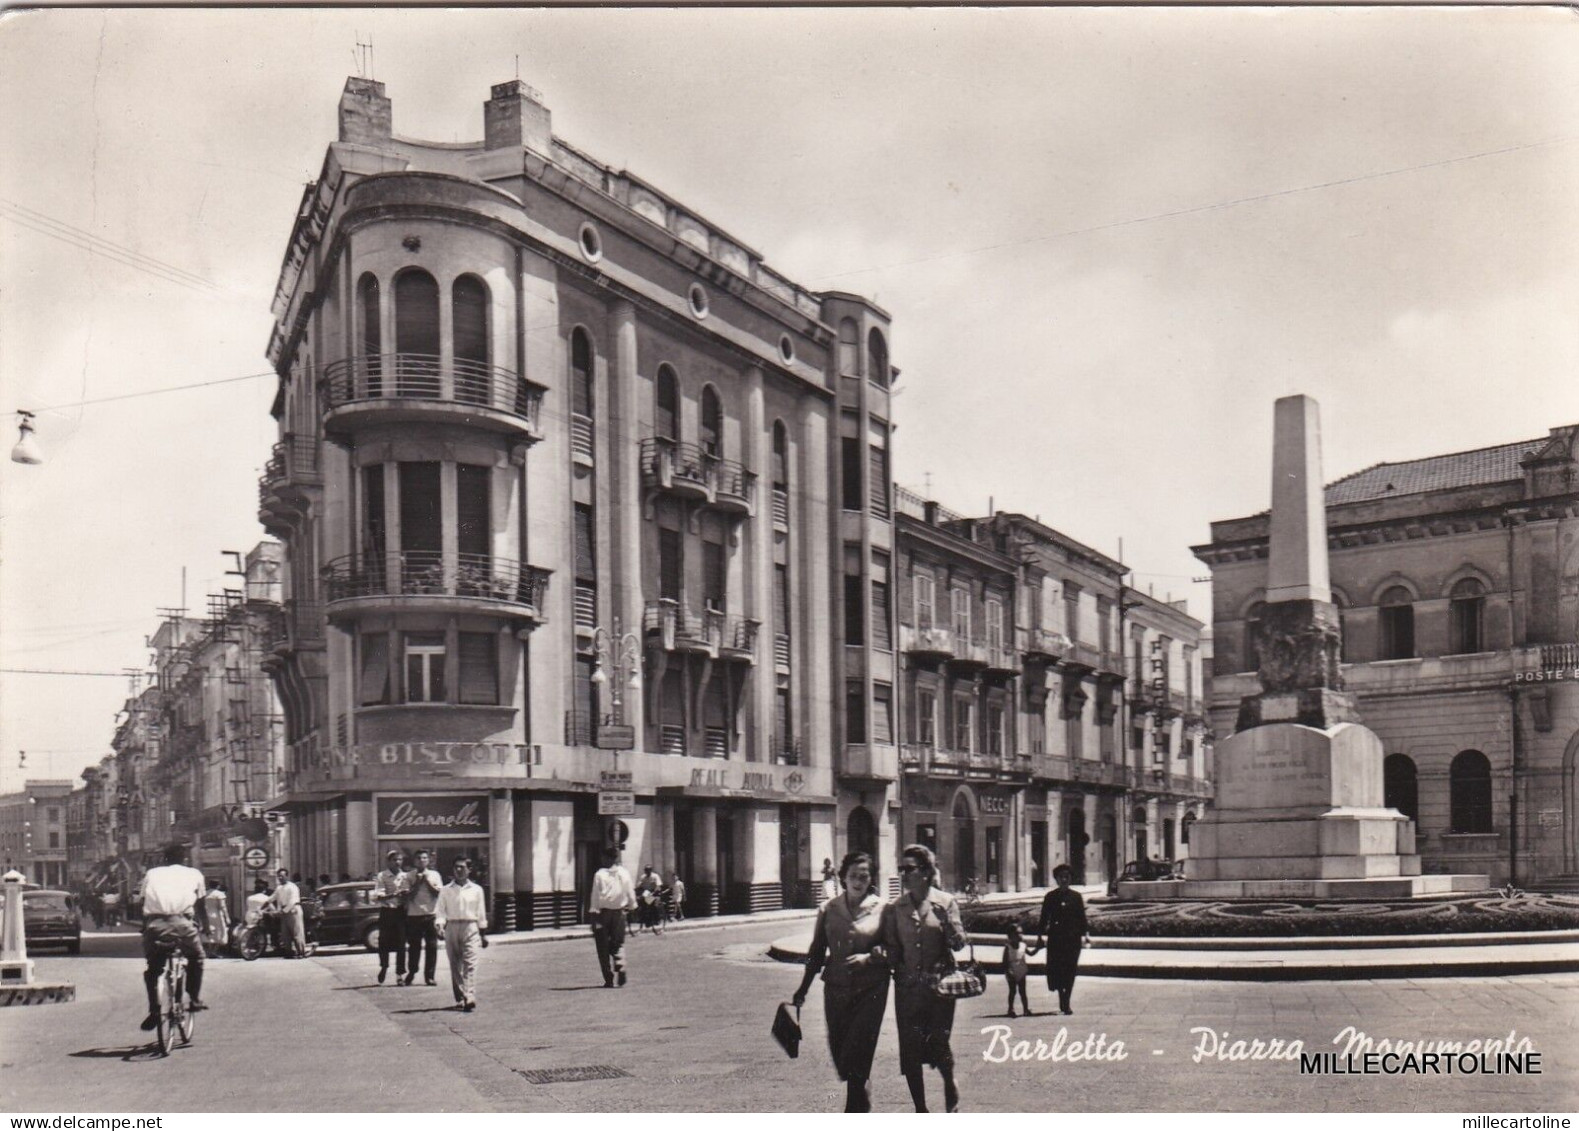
[
  {"left": 371, "top": 849, "right": 409, "bottom": 985},
  {"left": 588, "top": 847, "right": 636, "bottom": 988},
  {"left": 268, "top": 868, "right": 305, "bottom": 958},
  {"left": 138, "top": 843, "right": 209, "bottom": 1031},
  {"left": 434, "top": 857, "right": 489, "bottom": 1011},
  {"left": 402, "top": 849, "right": 443, "bottom": 987}
]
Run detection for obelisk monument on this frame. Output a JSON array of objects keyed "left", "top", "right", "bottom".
[{"left": 1123, "top": 395, "right": 1486, "bottom": 898}]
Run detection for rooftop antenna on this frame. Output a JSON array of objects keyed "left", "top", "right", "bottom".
[
  {"left": 923, "top": 470, "right": 933, "bottom": 497},
  {"left": 354, "top": 34, "right": 374, "bottom": 80},
  {"left": 515, "top": 53, "right": 520, "bottom": 81}
]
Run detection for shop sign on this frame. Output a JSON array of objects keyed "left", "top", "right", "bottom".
[
  {"left": 980, "top": 795, "right": 1010, "bottom": 816},
  {"left": 1538, "top": 808, "right": 1563, "bottom": 829},
  {"left": 596, "top": 726, "right": 635, "bottom": 750},
  {"left": 598, "top": 791, "right": 635, "bottom": 816},
  {"left": 599, "top": 771, "right": 633, "bottom": 791},
  {"left": 376, "top": 794, "right": 489, "bottom": 839},
  {"left": 691, "top": 767, "right": 784, "bottom": 794},
  {"left": 1513, "top": 667, "right": 1576, "bottom": 684},
  {"left": 295, "top": 741, "right": 530, "bottom": 773}
]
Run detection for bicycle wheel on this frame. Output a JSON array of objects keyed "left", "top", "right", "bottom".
[
  {"left": 174, "top": 966, "right": 195, "bottom": 1044},
  {"left": 240, "top": 927, "right": 265, "bottom": 961},
  {"left": 155, "top": 968, "right": 174, "bottom": 1055}
]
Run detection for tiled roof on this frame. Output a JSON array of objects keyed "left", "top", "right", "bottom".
[{"left": 1324, "top": 438, "right": 1546, "bottom": 506}]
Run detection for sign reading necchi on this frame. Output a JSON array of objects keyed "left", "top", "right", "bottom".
[{"left": 375, "top": 793, "right": 490, "bottom": 839}]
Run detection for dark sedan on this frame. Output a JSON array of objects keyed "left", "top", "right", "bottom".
[
  {"left": 0, "top": 889, "right": 84, "bottom": 954},
  {"left": 313, "top": 881, "right": 382, "bottom": 950}
]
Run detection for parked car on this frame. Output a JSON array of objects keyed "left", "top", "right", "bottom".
[
  {"left": 0, "top": 889, "right": 84, "bottom": 954},
  {"left": 312, "top": 881, "right": 382, "bottom": 950},
  {"left": 1119, "top": 858, "right": 1180, "bottom": 882}
]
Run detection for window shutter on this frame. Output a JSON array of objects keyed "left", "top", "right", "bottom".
[
  {"left": 359, "top": 632, "right": 390, "bottom": 705},
  {"left": 458, "top": 633, "right": 498, "bottom": 705}
]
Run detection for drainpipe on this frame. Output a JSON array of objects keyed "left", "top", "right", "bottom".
[{"left": 1509, "top": 686, "right": 1521, "bottom": 888}]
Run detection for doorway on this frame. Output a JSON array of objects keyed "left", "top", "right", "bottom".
[{"left": 1066, "top": 806, "right": 1087, "bottom": 884}]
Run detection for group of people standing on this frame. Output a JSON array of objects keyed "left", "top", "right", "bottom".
[
  {"left": 370, "top": 849, "right": 490, "bottom": 1010},
  {"left": 792, "top": 849, "right": 1089, "bottom": 1113}
]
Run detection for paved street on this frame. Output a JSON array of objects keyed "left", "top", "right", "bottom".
[{"left": 3, "top": 921, "right": 1577, "bottom": 1113}]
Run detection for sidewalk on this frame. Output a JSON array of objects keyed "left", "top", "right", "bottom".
[{"left": 491, "top": 903, "right": 815, "bottom": 947}]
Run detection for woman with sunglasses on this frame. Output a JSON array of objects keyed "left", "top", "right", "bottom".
[
  {"left": 880, "top": 844, "right": 968, "bottom": 1113},
  {"left": 791, "top": 851, "right": 889, "bottom": 1112}
]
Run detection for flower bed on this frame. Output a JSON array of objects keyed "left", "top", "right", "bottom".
[{"left": 964, "top": 893, "right": 1579, "bottom": 938}]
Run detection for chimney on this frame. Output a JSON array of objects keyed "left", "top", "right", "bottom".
[
  {"left": 339, "top": 77, "right": 392, "bottom": 144},
  {"left": 485, "top": 80, "right": 552, "bottom": 153}
]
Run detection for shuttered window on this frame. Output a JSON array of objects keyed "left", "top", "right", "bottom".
[
  {"left": 574, "top": 505, "right": 596, "bottom": 582},
  {"left": 868, "top": 445, "right": 889, "bottom": 519},
  {"left": 452, "top": 275, "right": 489, "bottom": 365},
  {"left": 394, "top": 269, "right": 440, "bottom": 356},
  {"left": 458, "top": 633, "right": 498, "bottom": 705},
  {"left": 398, "top": 463, "right": 442, "bottom": 553},
  {"left": 703, "top": 537, "right": 726, "bottom": 611},
  {"left": 872, "top": 683, "right": 893, "bottom": 744},
  {"left": 659, "top": 526, "right": 683, "bottom": 601},
  {"left": 359, "top": 632, "right": 390, "bottom": 705},
  {"left": 871, "top": 551, "right": 891, "bottom": 651}
]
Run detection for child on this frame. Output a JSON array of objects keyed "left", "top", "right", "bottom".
[{"left": 1003, "top": 922, "right": 1038, "bottom": 1017}]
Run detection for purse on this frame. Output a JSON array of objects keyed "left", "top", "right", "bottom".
[
  {"left": 933, "top": 940, "right": 986, "bottom": 1000},
  {"left": 771, "top": 1001, "right": 802, "bottom": 1058}
]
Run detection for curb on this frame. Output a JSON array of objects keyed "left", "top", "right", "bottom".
[{"left": 490, "top": 907, "right": 816, "bottom": 948}]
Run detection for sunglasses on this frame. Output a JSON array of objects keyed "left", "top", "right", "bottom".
[{"left": 898, "top": 864, "right": 921, "bottom": 874}]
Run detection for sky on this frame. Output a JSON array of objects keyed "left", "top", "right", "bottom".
[{"left": 1, "top": 6, "right": 1576, "bottom": 793}]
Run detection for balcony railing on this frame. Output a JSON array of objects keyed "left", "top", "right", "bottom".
[
  {"left": 900, "top": 622, "right": 955, "bottom": 659},
  {"left": 271, "top": 597, "right": 325, "bottom": 652},
  {"left": 984, "top": 638, "right": 1019, "bottom": 675},
  {"left": 643, "top": 601, "right": 758, "bottom": 659},
  {"left": 772, "top": 736, "right": 802, "bottom": 766},
  {"left": 320, "top": 354, "right": 546, "bottom": 433},
  {"left": 564, "top": 710, "right": 595, "bottom": 746},
  {"left": 1540, "top": 643, "right": 1579, "bottom": 669},
  {"left": 1067, "top": 641, "right": 1102, "bottom": 670},
  {"left": 949, "top": 633, "right": 989, "bottom": 669},
  {"left": 1019, "top": 626, "right": 1070, "bottom": 662},
  {"left": 638, "top": 438, "right": 756, "bottom": 515},
  {"left": 323, "top": 551, "right": 550, "bottom": 614}
]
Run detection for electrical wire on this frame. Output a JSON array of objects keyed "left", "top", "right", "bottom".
[{"left": 0, "top": 200, "right": 222, "bottom": 295}]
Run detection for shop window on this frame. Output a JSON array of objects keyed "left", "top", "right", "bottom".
[
  {"left": 1449, "top": 578, "right": 1485, "bottom": 654},
  {"left": 1449, "top": 750, "right": 1492, "bottom": 833},
  {"left": 404, "top": 633, "right": 447, "bottom": 703},
  {"left": 1378, "top": 586, "right": 1416, "bottom": 660},
  {"left": 458, "top": 633, "right": 498, "bottom": 705}
]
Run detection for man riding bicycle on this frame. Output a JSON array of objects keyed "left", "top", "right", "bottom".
[{"left": 139, "top": 843, "right": 209, "bottom": 1032}]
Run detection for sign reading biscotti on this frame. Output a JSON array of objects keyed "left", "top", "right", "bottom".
[{"left": 376, "top": 794, "right": 490, "bottom": 839}]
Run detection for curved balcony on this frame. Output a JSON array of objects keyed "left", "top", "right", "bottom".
[
  {"left": 643, "top": 600, "right": 758, "bottom": 663},
  {"left": 258, "top": 434, "right": 322, "bottom": 538},
  {"left": 320, "top": 354, "right": 546, "bottom": 440},
  {"left": 639, "top": 438, "right": 756, "bottom": 516},
  {"left": 322, "top": 550, "right": 550, "bottom": 624}
]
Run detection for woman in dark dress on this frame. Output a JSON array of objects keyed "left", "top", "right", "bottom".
[
  {"left": 792, "top": 851, "right": 889, "bottom": 1113},
  {"left": 1036, "top": 863, "right": 1089, "bottom": 1015},
  {"left": 880, "top": 844, "right": 968, "bottom": 1113}
]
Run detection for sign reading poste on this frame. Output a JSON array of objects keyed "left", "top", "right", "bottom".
[{"left": 376, "top": 794, "right": 490, "bottom": 839}]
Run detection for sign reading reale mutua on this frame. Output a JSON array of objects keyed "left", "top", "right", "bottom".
[{"left": 376, "top": 794, "right": 490, "bottom": 839}]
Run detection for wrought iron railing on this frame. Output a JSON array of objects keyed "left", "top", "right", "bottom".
[
  {"left": 323, "top": 550, "right": 550, "bottom": 611},
  {"left": 320, "top": 354, "right": 546, "bottom": 431},
  {"left": 773, "top": 736, "right": 802, "bottom": 766},
  {"left": 640, "top": 437, "right": 713, "bottom": 493},
  {"left": 564, "top": 710, "right": 595, "bottom": 746},
  {"left": 713, "top": 459, "right": 757, "bottom": 509}
]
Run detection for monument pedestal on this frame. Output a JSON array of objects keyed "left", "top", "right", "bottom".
[{"left": 1119, "top": 721, "right": 1488, "bottom": 900}]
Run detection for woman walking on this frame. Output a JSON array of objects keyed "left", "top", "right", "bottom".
[
  {"left": 1036, "top": 863, "right": 1089, "bottom": 1015},
  {"left": 881, "top": 844, "right": 968, "bottom": 1113},
  {"left": 791, "top": 851, "right": 889, "bottom": 1112}
]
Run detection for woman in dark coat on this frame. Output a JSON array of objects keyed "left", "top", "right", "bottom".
[
  {"left": 792, "top": 851, "right": 889, "bottom": 1113},
  {"left": 880, "top": 844, "right": 968, "bottom": 1113},
  {"left": 1036, "top": 863, "right": 1089, "bottom": 1015}
]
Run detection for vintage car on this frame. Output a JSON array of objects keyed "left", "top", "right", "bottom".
[{"left": 312, "top": 881, "right": 382, "bottom": 950}]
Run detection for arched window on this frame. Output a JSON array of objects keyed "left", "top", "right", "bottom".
[
  {"left": 655, "top": 365, "right": 679, "bottom": 441},
  {"left": 1332, "top": 589, "right": 1352, "bottom": 664},
  {"left": 1243, "top": 601, "right": 1265, "bottom": 673},
  {"left": 772, "top": 421, "right": 789, "bottom": 488},
  {"left": 394, "top": 269, "right": 440, "bottom": 358},
  {"left": 452, "top": 275, "right": 490, "bottom": 404},
  {"left": 1383, "top": 753, "right": 1419, "bottom": 822},
  {"left": 1181, "top": 810, "right": 1197, "bottom": 846},
  {"left": 1378, "top": 586, "right": 1416, "bottom": 660},
  {"left": 570, "top": 328, "right": 594, "bottom": 418},
  {"left": 1449, "top": 750, "right": 1493, "bottom": 833},
  {"left": 1449, "top": 578, "right": 1485, "bottom": 654},
  {"left": 357, "top": 273, "right": 382, "bottom": 391},
  {"left": 952, "top": 792, "right": 976, "bottom": 889},
  {"left": 848, "top": 806, "right": 877, "bottom": 858},
  {"left": 700, "top": 386, "right": 722, "bottom": 458},
  {"left": 837, "top": 318, "right": 860, "bottom": 376},
  {"left": 867, "top": 328, "right": 890, "bottom": 388}
]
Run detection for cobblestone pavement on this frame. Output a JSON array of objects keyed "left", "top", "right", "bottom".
[{"left": 3, "top": 923, "right": 1576, "bottom": 1113}]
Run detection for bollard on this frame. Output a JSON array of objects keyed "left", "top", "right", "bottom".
[{"left": 1, "top": 869, "right": 37, "bottom": 986}]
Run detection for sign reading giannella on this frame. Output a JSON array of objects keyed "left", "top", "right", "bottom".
[{"left": 376, "top": 794, "right": 490, "bottom": 839}]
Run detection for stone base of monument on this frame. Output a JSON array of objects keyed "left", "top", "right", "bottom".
[
  {"left": 0, "top": 980, "right": 76, "bottom": 1007},
  {"left": 1123, "top": 721, "right": 1489, "bottom": 900}
]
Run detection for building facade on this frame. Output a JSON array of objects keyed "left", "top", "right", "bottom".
[
  {"left": 1196, "top": 424, "right": 1579, "bottom": 886},
  {"left": 0, "top": 780, "right": 74, "bottom": 887},
  {"left": 260, "top": 77, "right": 899, "bottom": 926}
]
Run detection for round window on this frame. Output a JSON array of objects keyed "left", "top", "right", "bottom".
[
  {"left": 578, "top": 222, "right": 603, "bottom": 263},
  {"left": 778, "top": 334, "right": 795, "bottom": 364},
  {"left": 687, "top": 283, "right": 709, "bottom": 319}
]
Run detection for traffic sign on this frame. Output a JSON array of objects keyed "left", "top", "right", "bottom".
[
  {"left": 243, "top": 847, "right": 270, "bottom": 870},
  {"left": 599, "top": 771, "right": 633, "bottom": 791},
  {"left": 598, "top": 791, "right": 635, "bottom": 817}
]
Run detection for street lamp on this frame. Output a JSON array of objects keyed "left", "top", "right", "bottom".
[{"left": 589, "top": 618, "right": 642, "bottom": 727}]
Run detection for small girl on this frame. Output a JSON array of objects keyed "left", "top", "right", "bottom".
[{"left": 1003, "top": 923, "right": 1039, "bottom": 1017}]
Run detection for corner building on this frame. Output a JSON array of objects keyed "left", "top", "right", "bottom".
[{"left": 262, "top": 78, "right": 900, "bottom": 927}]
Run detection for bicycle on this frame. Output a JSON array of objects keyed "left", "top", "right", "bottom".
[{"left": 153, "top": 946, "right": 195, "bottom": 1055}]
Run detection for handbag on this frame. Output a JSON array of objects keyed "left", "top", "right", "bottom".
[
  {"left": 933, "top": 940, "right": 986, "bottom": 1000},
  {"left": 771, "top": 1001, "right": 802, "bottom": 1058}
]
